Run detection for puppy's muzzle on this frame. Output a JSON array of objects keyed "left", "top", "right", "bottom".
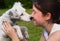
[{"left": 30, "top": 17, "right": 33, "bottom": 20}]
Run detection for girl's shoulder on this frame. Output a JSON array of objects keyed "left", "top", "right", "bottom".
[
  {"left": 50, "top": 23, "right": 60, "bottom": 34},
  {"left": 43, "top": 23, "right": 60, "bottom": 41},
  {"left": 48, "top": 30, "right": 60, "bottom": 41},
  {"left": 48, "top": 23, "right": 60, "bottom": 41}
]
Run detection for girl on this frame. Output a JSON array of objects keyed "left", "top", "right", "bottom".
[{"left": 32, "top": 0, "right": 60, "bottom": 41}]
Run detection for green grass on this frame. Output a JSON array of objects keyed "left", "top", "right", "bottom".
[
  {"left": 0, "top": 9, "right": 8, "bottom": 16},
  {"left": 0, "top": 9, "right": 43, "bottom": 41}
]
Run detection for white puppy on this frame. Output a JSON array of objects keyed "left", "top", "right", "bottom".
[{"left": 0, "top": 2, "right": 32, "bottom": 41}]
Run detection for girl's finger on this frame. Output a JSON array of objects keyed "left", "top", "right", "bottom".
[
  {"left": 3, "top": 21, "right": 12, "bottom": 29},
  {"left": 5, "top": 21, "right": 12, "bottom": 28},
  {"left": 3, "top": 21, "right": 8, "bottom": 28},
  {"left": 2, "top": 21, "right": 11, "bottom": 32},
  {"left": 2, "top": 22, "right": 8, "bottom": 34}
]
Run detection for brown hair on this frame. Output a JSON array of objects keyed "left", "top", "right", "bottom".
[{"left": 33, "top": 0, "right": 60, "bottom": 24}]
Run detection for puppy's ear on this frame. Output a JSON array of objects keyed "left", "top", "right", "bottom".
[{"left": 9, "top": 11, "right": 13, "bottom": 16}]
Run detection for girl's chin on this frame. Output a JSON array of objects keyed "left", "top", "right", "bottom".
[{"left": 34, "top": 21, "right": 39, "bottom": 26}]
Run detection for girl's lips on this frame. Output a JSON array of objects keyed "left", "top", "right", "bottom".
[
  {"left": 32, "top": 18, "right": 36, "bottom": 21},
  {"left": 33, "top": 19, "right": 37, "bottom": 25}
]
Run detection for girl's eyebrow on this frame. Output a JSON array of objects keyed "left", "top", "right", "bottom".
[{"left": 32, "top": 7, "right": 35, "bottom": 11}]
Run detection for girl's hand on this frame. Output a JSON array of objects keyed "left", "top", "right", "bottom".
[{"left": 3, "top": 21, "right": 20, "bottom": 41}]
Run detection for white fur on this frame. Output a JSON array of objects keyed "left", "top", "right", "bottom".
[{"left": 0, "top": 2, "right": 31, "bottom": 41}]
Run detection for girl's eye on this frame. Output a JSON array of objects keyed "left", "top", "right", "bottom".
[
  {"left": 33, "top": 10, "right": 36, "bottom": 15},
  {"left": 33, "top": 11, "right": 36, "bottom": 15}
]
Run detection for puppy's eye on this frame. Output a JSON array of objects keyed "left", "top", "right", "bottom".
[
  {"left": 16, "top": 15, "right": 18, "bottom": 17},
  {"left": 20, "top": 13, "right": 23, "bottom": 16},
  {"left": 15, "top": 9, "right": 17, "bottom": 11}
]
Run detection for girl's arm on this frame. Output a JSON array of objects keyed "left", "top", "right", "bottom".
[
  {"left": 3, "top": 21, "right": 20, "bottom": 41},
  {"left": 39, "top": 33, "right": 45, "bottom": 41}
]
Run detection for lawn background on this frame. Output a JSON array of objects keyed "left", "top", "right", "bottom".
[{"left": 0, "top": 9, "right": 43, "bottom": 41}]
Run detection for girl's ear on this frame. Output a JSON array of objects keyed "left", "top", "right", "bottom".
[{"left": 45, "top": 12, "right": 51, "bottom": 20}]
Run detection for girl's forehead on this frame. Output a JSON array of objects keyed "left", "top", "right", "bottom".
[
  {"left": 33, "top": 5, "right": 37, "bottom": 11},
  {"left": 33, "top": 5, "right": 41, "bottom": 12}
]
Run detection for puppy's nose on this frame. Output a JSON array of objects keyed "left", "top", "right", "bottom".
[{"left": 30, "top": 17, "right": 33, "bottom": 20}]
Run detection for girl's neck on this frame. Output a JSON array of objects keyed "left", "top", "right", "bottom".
[{"left": 43, "top": 22, "right": 54, "bottom": 34}]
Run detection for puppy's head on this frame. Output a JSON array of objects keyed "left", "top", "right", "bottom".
[{"left": 9, "top": 2, "right": 32, "bottom": 22}]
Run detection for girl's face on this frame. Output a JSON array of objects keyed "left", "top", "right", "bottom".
[{"left": 31, "top": 5, "right": 50, "bottom": 26}]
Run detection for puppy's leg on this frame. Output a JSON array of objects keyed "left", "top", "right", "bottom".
[
  {"left": 0, "top": 37, "right": 10, "bottom": 41},
  {"left": 20, "top": 26, "right": 29, "bottom": 41},
  {"left": 13, "top": 25, "right": 23, "bottom": 40}
]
